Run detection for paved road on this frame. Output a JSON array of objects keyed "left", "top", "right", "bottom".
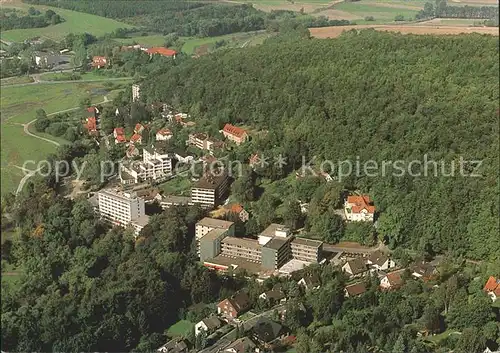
[{"left": 13, "top": 96, "right": 111, "bottom": 195}]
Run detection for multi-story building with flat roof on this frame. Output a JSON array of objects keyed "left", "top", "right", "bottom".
[
  {"left": 261, "top": 237, "right": 292, "bottom": 270},
  {"left": 97, "top": 189, "right": 147, "bottom": 233},
  {"left": 290, "top": 237, "right": 323, "bottom": 263},
  {"left": 196, "top": 217, "right": 235, "bottom": 258},
  {"left": 120, "top": 144, "right": 173, "bottom": 184},
  {"left": 221, "top": 237, "right": 262, "bottom": 263},
  {"left": 191, "top": 170, "right": 230, "bottom": 208}
]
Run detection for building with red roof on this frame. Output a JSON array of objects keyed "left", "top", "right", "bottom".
[
  {"left": 130, "top": 133, "right": 142, "bottom": 144},
  {"left": 223, "top": 203, "right": 249, "bottom": 222},
  {"left": 85, "top": 117, "right": 98, "bottom": 136},
  {"left": 113, "top": 127, "right": 125, "bottom": 138},
  {"left": 156, "top": 128, "right": 172, "bottom": 141},
  {"left": 92, "top": 56, "right": 107, "bottom": 69},
  {"left": 483, "top": 276, "right": 500, "bottom": 302},
  {"left": 134, "top": 123, "right": 145, "bottom": 134},
  {"left": 380, "top": 270, "right": 404, "bottom": 290},
  {"left": 221, "top": 124, "right": 248, "bottom": 145},
  {"left": 145, "top": 47, "right": 177, "bottom": 58},
  {"left": 344, "top": 195, "right": 375, "bottom": 222},
  {"left": 115, "top": 134, "right": 127, "bottom": 144}
]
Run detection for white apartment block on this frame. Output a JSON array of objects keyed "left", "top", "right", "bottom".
[
  {"left": 97, "top": 189, "right": 146, "bottom": 230},
  {"left": 120, "top": 146, "right": 173, "bottom": 184},
  {"left": 132, "top": 84, "right": 140, "bottom": 102}
]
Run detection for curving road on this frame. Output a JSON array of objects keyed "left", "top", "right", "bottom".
[{"left": 13, "top": 96, "right": 110, "bottom": 195}]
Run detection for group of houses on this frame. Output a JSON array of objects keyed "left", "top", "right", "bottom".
[{"left": 91, "top": 45, "right": 177, "bottom": 71}]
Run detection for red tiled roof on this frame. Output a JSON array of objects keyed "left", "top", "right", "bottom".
[
  {"left": 115, "top": 135, "right": 127, "bottom": 143},
  {"left": 134, "top": 123, "right": 144, "bottom": 133},
  {"left": 145, "top": 47, "right": 177, "bottom": 57},
  {"left": 347, "top": 195, "right": 375, "bottom": 214},
  {"left": 130, "top": 133, "right": 142, "bottom": 143},
  {"left": 223, "top": 124, "right": 247, "bottom": 139},
  {"left": 226, "top": 203, "right": 244, "bottom": 214},
  {"left": 345, "top": 282, "right": 367, "bottom": 296},
  {"left": 114, "top": 127, "right": 125, "bottom": 135},
  {"left": 87, "top": 106, "right": 96, "bottom": 113},
  {"left": 386, "top": 271, "right": 403, "bottom": 287},
  {"left": 86, "top": 117, "right": 97, "bottom": 131},
  {"left": 157, "top": 128, "right": 172, "bottom": 136},
  {"left": 92, "top": 56, "right": 107, "bottom": 67},
  {"left": 484, "top": 276, "right": 500, "bottom": 292}
]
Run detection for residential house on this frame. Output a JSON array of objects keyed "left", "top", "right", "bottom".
[
  {"left": 259, "top": 285, "right": 286, "bottom": 303},
  {"left": 134, "top": 123, "right": 145, "bottom": 134},
  {"left": 367, "top": 251, "right": 395, "bottom": 271},
  {"left": 174, "top": 150, "right": 194, "bottom": 164},
  {"left": 344, "top": 195, "right": 375, "bottom": 222},
  {"left": 217, "top": 291, "right": 251, "bottom": 319},
  {"left": 344, "top": 282, "right": 367, "bottom": 298},
  {"left": 145, "top": 47, "right": 177, "bottom": 58},
  {"left": 92, "top": 56, "right": 107, "bottom": 69},
  {"left": 85, "top": 117, "right": 98, "bottom": 136},
  {"left": 130, "top": 133, "right": 142, "bottom": 144},
  {"left": 34, "top": 53, "right": 66, "bottom": 67},
  {"left": 483, "top": 276, "right": 500, "bottom": 302},
  {"left": 194, "top": 316, "right": 223, "bottom": 336},
  {"left": 297, "top": 274, "right": 321, "bottom": 290},
  {"left": 86, "top": 106, "right": 99, "bottom": 118},
  {"left": 342, "top": 258, "right": 369, "bottom": 277},
  {"left": 159, "top": 195, "right": 192, "bottom": 209},
  {"left": 115, "top": 135, "right": 127, "bottom": 144},
  {"left": 250, "top": 317, "right": 287, "bottom": 345},
  {"left": 221, "top": 124, "right": 248, "bottom": 145},
  {"left": 156, "top": 128, "right": 172, "bottom": 141},
  {"left": 380, "top": 270, "right": 405, "bottom": 290},
  {"left": 114, "top": 127, "right": 125, "bottom": 138},
  {"left": 222, "top": 337, "right": 258, "bottom": 353},
  {"left": 223, "top": 203, "right": 250, "bottom": 222},
  {"left": 188, "top": 133, "right": 224, "bottom": 154},
  {"left": 156, "top": 337, "right": 188, "bottom": 353},
  {"left": 411, "top": 260, "right": 439, "bottom": 281}
]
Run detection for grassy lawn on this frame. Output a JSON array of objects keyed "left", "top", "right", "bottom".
[
  {"left": 158, "top": 176, "right": 192, "bottom": 196},
  {"left": 1, "top": 76, "right": 34, "bottom": 86},
  {"left": 424, "top": 329, "right": 462, "bottom": 343},
  {"left": 1, "top": 81, "right": 127, "bottom": 195},
  {"left": 1, "top": 0, "right": 133, "bottom": 42},
  {"left": 1, "top": 261, "right": 23, "bottom": 289},
  {"left": 166, "top": 320, "right": 194, "bottom": 338},
  {"left": 39, "top": 71, "right": 129, "bottom": 82}
]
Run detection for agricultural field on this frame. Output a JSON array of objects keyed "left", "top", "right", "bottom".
[
  {"left": 0, "top": 81, "right": 129, "bottom": 195},
  {"left": 0, "top": 0, "right": 133, "bottom": 42},
  {"left": 115, "top": 35, "right": 167, "bottom": 47},
  {"left": 309, "top": 23, "right": 499, "bottom": 37}
]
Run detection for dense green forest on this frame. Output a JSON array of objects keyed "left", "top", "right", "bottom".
[
  {"left": 22, "top": 0, "right": 351, "bottom": 37},
  {"left": 0, "top": 7, "right": 62, "bottom": 31},
  {"left": 137, "top": 30, "right": 499, "bottom": 261}
]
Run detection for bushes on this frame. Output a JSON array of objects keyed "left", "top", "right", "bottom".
[{"left": 34, "top": 118, "right": 50, "bottom": 132}]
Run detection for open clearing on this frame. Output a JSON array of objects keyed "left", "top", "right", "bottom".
[
  {"left": 166, "top": 320, "right": 194, "bottom": 338},
  {"left": 1, "top": 0, "right": 132, "bottom": 42},
  {"left": 0, "top": 81, "right": 129, "bottom": 195},
  {"left": 309, "top": 24, "right": 499, "bottom": 37}
]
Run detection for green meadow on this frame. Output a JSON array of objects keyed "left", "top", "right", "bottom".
[{"left": 1, "top": 1, "right": 133, "bottom": 42}]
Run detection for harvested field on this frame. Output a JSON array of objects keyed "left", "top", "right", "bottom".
[
  {"left": 309, "top": 24, "right": 499, "bottom": 37},
  {"left": 367, "top": 2, "right": 423, "bottom": 10}
]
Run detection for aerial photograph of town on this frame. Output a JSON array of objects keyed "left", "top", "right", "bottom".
[{"left": 0, "top": 0, "right": 498, "bottom": 352}]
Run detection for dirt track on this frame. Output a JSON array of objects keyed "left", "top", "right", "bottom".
[{"left": 309, "top": 24, "right": 500, "bottom": 37}]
